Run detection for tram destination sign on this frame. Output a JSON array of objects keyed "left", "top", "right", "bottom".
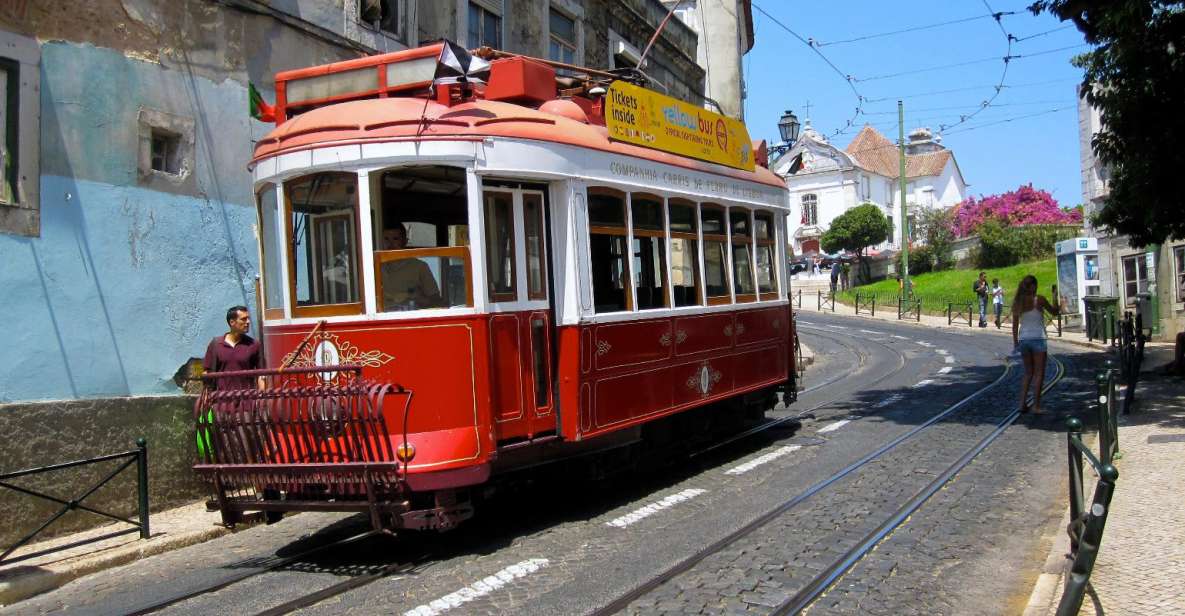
[{"left": 605, "top": 81, "right": 755, "bottom": 172}]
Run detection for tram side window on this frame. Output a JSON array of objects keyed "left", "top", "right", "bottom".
[
  {"left": 524, "top": 193, "right": 547, "bottom": 300},
  {"left": 286, "top": 172, "right": 361, "bottom": 312},
  {"left": 257, "top": 184, "right": 285, "bottom": 316},
  {"left": 588, "top": 189, "right": 629, "bottom": 313},
  {"left": 632, "top": 194, "right": 668, "bottom": 310},
  {"left": 731, "top": 208, "right": 756, "bottom": 301},
  {"left": 484, "top": 191, "right": 517, "bottom": 302},
  {"left": 374, "top": 166, "right": 472, "bottom": 312},
  {"left": 669, "top": 199, "right": 701, "bottom": 307},
  {"left": 702, "top": 206, "right": 731, "bottom": 304},
  {"left": 754, "top": 211, "right": 779, "bottom": 299}
]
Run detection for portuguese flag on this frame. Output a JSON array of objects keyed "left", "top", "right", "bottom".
[{"left": 249, "top": 82, "right": 276, "bottom": 122}]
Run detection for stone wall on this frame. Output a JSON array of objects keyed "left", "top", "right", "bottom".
[{"left": 0, "top": 395, "right": 203, "bottom": 547}]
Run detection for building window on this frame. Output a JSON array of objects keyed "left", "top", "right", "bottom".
[
  {"left": 1122, "top": 253, "right": 1148, "bottom": 305},
  {"left": 468, "top": 1, "right": 502, "bottom": 49},
  {"left": 548, "top": 8, "right": 576, "bottom": 66},
  {"left": 801, "top": 194, "right": 818, "bottom": 226},
  {"left": 1175, "top": 246, "right": 1185, "bottom": 302},
  {"left": 360, "top": 0, "right": 400, "bottom": 37},
  {"left": 150, "top": 129, "right": 182, "bottom": 175},
  {"left": 0, "top": 32, "right": 41, "bottom": 237}
]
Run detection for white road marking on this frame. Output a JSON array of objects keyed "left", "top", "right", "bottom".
[
  {"left": 724, "top": 445, "right": 802, "bottom": 475},
  {"left": 913, "top": 379, "right": 935, "bottom": 388},
  {"left": 944, "top": 356, "right": 956, "bottom": 364},
  {"left": 605, "top": 489, "right": 707, "bottom": 528},
  {"left": 874, "top": 394, "right": 905, "bottom": 408},
  {"left": 818, "top": 419, "right": 850, "bottom": 433},
  {"left": 936, "top": 349, "right": 949, "bottom": 355},
  {"left": 892, "top": 335, "right": 909, "bottom": 340},
  {"left": 915, "top": 341, "right": 935, "bottom": 348},
  {"left": 859, "top": 329, "right": 881, "bottom": 334},
  {"left": 938, "top": 366, "right": 953, "bottom": 375},
  {"left": 403, "top": 558, "right": 549, "bottom": 616}
]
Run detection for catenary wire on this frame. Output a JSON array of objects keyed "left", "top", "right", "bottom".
[{"left": 810, "top": 12, "right": 1015, "bottom": 47}]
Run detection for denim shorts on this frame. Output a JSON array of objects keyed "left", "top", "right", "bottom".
[{"left": 1018, "top": 338, "right": 1047, "bottom": 354}]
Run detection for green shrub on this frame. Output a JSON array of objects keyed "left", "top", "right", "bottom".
[{"left": 975, "top": 222, "right": 1079, "bottom": 268}]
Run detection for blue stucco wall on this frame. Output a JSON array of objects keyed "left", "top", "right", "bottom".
[{"left": 0, "top": 43, "right": 260, "bottom": 402}]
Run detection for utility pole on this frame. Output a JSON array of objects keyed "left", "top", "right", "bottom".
[{"left": 898, "top": 100, "right": 911, "bottom": 299}]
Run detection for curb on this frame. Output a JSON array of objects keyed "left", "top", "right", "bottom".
[{"left": 0, "top": 522, "right": 230, "bottom": 606}]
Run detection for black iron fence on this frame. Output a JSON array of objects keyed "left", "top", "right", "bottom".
[
  {"left": 1057, "top": 376, "right": 1121, "bottom": 616},
  {"left": 854, "top": 292, "right": 876, "bottom": 317},
  {"left": 1084, "top": 299, "right": 1119, "bottom": 346},
  {"left": 1116, "top": 312, "right": 1146, "bottom": 415},
  {"left": 946, "top": 300, "right": 973, "bottom": 327},
  {"left": 817, "top": 290, "right": 835, "bottom": 313},
  {"left": 897, "top": 296, "right": 921, "bottom": 321},
  {"left": 0, "top": 440, "right": 150, "bottom": 564},
  {"left": 791, "top": 289, "right": 802, "bottom": 310}
]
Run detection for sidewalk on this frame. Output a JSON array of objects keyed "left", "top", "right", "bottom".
[
  {"left": 796, "top": 296, "right": 1185, "bottom": 614},
  {"left": 1024, "top": 347, "right": 1185, "bottom": 615},
  {"left": 0, "top": 501, "right": 230, "bottom": 606}
]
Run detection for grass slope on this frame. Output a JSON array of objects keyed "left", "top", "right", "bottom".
[{"left": 837, "top": 259, "right": 1057, "bottom": 312}]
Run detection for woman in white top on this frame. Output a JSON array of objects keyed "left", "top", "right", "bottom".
[
  {"left": 991, "top": 278, "right": 1004, "bottom": 328},
  {"left": 1011, "top": 275, "right": 1060, "bottom": 414}
]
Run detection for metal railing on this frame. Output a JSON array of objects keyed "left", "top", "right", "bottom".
[
  {"left": 1117, "top": 312, "right": 1146, "bottom": 415},
  {"left": 817, "top": 290, "right": 835, "bottom": 313},
  {"left": 1057, "top": 411, "right": 1119, "bottom": 616},
  {"left": 947, "top": 301, "right": 973, "bottom": 327},
  {"left": 791, "top": 289, "right": 802, "bottom": 310},
  {"left": 0, "top": 440, "right": 150, "bottom": 564},
  {"left": 897, "top": 295, "right": 921, "bottom": 321},
  {"left": 854, "top": 292, "right": 876, "bottom": 316}
]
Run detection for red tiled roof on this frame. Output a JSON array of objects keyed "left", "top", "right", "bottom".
[{"left": 843, "top": 125, "right": 951, "bottom": 179}]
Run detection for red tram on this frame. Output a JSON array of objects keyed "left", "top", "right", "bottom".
[{"left": 196, "top": 43, "right": 796, "bottom": 531}]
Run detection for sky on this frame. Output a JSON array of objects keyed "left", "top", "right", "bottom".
[{"left": 743, "top": 1, "right": 1090, "bottom": 206}]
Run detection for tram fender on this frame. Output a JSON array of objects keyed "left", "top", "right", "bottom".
[{"left": 404, "top": 462, "right": 491, "bottom": 491}]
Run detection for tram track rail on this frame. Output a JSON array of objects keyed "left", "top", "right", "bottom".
[
  {"left": 693, "top": 325, "right": 908, "bottom": 459},
  {"left": 592, "top": 354, "right": 1066, "bottom": 616}
]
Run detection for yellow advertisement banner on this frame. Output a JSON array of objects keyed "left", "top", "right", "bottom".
[{"left": 605, "top": 81, "right": 755, "bottom": 172}]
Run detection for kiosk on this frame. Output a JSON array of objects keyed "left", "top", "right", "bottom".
[{"left": 1055, "top": 237, "right": 1100, "bottom": 319}]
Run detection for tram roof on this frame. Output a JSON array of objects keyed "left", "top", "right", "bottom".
[{"left": 252, "top": 93, "right": 785, "bottom": 191}]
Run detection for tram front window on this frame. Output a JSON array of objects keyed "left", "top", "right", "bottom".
[
  {"left": 372, "top": 166, "right": 472, "bottom": 311},
  {"left": 287, "top": 172, "right": 361, "bottom": 313}
]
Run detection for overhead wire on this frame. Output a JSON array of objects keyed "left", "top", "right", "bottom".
[
  {"left": 809, "top": 12, "right": 1014, "bottom": 47},
  {"left": 752, "top": 2, "right": 866, "bottom": 139},
  {"left": 933, "top": 0, "right": 1014, "bottom": 133}
]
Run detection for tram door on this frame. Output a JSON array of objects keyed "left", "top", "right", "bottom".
[{"left": 485, "top": 186, "right": 557, "bottom": 443}]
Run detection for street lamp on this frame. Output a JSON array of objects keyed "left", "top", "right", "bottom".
[{"left": 771, "top": 110, "right": 801, "bottom": 158}]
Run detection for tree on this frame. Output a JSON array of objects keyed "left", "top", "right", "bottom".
[
  {"left": 1029, "top": 0, "right": 1185, "bottom": 246},
  {"left": 821, "top": 203, "right": 891, "bottom": 281},
  {"left": 951, "top": 184, "right": 1082, "bottom": 237},
  {"left": 916, "top": 205, "right": 957, "bottom": 271}
]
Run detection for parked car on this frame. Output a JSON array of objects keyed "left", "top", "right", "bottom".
[{"left": 789, "top": 257, "right": 809, "bottom": 275}]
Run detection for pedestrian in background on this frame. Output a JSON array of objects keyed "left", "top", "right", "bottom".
[
  {"left": 840, "top": 262, "right": 851, "bottom": 290},
  {"left": 992, "top": 278, "right": 1004, "bottom": 328},
  {"left": 974, "top": 271, "right": 989, "bottom": 327},
  {"left": 829, "top": 261, "right": 840, "bottom": 293},
  {"left": 1012, "top": 275, "right": 1060, "bottom": 414}
]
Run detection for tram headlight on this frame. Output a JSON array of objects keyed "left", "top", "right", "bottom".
[{"left": 396, "top": 442, "right": 416, "bottom": 463}]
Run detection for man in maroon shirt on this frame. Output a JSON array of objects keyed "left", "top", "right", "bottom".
[{"left": 202, "top": 305, "right": 263, "bottom": 390}]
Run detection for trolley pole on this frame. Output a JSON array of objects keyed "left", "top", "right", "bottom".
[{"left": 898, "top": 100, "right": 911, "bottom": 299}]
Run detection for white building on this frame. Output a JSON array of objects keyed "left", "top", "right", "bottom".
[
  {"left": 1078, "top": 90, "right": 1184, "bottom": 339},
  {"left": 772, "top": 123, "right": 967, "bottom": 256}
]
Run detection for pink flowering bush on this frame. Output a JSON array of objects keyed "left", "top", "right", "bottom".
[{"left": 951, "top": 184, "right": 1082, "bottom": 237}]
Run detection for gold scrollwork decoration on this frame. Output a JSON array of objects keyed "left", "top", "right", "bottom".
[
  {"left": 659, "top": 332, "right": 672, "bottom": 347},
  {"left": 675, "top": 330, "right": 688, "bottom": 344},
  {"left": 723, "top": 324, "right": 734, "bottom": 337},
  {"left": 735, "top": 322, "right": 746, "bottom": 336},
  {"left": 596, "top": 340, "right": 612, "bottom": 357}
]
